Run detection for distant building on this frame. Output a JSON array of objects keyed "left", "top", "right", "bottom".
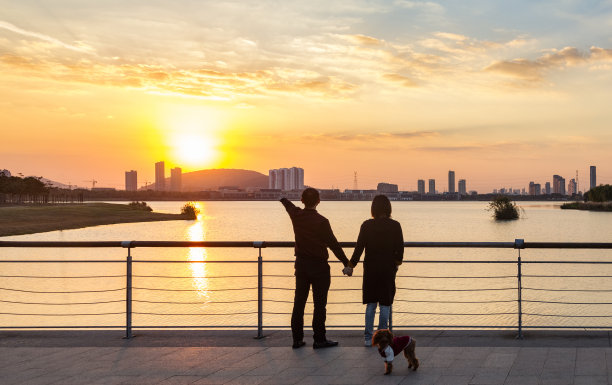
[
  {"left": 0, "top": 169, "right": 10, "bottom": 177},
  {"left": 428, "top": 179, "right": 435, "bottom": 194},
  {"left": 590, "top": 166, "right": 596, "bottom": 190},
  {"left": 545, "top": 182, "right": 551, "bottom": 195},
  {"left": 269, "top": 167, "right": 304, "bottom": 190},
  {"left": 528, "top": 182, "right": 541, "bottom": 196},
  {"left": 155, "top": 161, "right": 165, "bottom": 191},
  {"left": 448, "top": 171, "right": 455, "bottom": 194},
  {"left": 553, "top": 175, "right": 566, "bottom": 195},
  {"left": 568, "top": 178, "right": 577, "bottom": 195},
  {"left": 417, "top": 179, "right": 425, "bottom": 194},
  {"left": 377, "top": 182, "right": 398, "bottom": 193},
  {"left": 458, "top": 179, "right": 466, "bottom": 195},
  {"left": 125, "top": 170, "right": 137, "bottom": 192},
  {"left": 170, "top": 167, "right": 182, "bottom": 192}
]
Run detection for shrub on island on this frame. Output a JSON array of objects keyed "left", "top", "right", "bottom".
[
  {"left": 181, "top": 202, "right": 199, "bottom": 219},
  {"left": 128, "top": 201, "right": 152, "bottom": 211},
  {"left": 487, "top": 196, "right": 520, "bottom": 220}
]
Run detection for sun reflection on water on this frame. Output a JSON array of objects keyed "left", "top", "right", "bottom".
[{"left": 186, "top": 202, "right": 209, "bottom": 300}]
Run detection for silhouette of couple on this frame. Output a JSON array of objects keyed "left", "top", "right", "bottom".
[{"left": 281, "top": 188, "right": 403, "bottom": 349}]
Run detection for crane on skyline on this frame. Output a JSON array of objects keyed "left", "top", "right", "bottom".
[{"left": 83, "top": 179, "right": 97, "bottom": 190}]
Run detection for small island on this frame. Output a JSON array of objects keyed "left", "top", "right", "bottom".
[
  {"left": 0, "top": 202, "right": 194, "bottom": 237},
  {"left": 561, "top": 185, "right": 612, "bottom": 212}
]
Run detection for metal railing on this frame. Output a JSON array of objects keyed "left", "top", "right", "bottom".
[{"left": 1, "top": 240, "right": 612, "bottom": 339}]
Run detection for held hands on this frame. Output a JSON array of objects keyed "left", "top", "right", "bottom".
[{"left": 342, "top": 265, "right": 353, "bottom": 277}]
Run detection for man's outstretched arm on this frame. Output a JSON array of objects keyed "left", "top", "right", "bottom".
[{"left": 280, "top": 197, "right": 299, "bottom": 217}]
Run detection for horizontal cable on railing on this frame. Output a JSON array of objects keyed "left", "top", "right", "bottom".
[
  {"left": 133, "top": 275, "right": 258, "bottom": 279},
  {"left": 133, "top": 287, "right": 256, "bottom": 292},
  {"left": 0, "top": 312, "right": 125, "bottom": 316},
  {"left": 0, "top": 275, "right": 125, "bottom": 278},
  {"left": 396, "top": 275, "right": 515, "bottom": 279},
  {"left": 524, "top": 287, "right": 612, "bottom": 292},
  {"left": 0, "top": 299, "right": 124, "bottom": 305},
  {"left": 133, "top": 312, "right": 258, "bottom": 316},
  {"left": 525, "top": 313, "right": 612, "bottom": 318},
  {"left": 262, "top": 311, "right": 515, "bottom": 316},
  {"left": 394, "top": 299, "right": 516, "bottom": 304},
  {"left": 524, "top": 300, "right": 612, "bottom": 305},
  {"left": 524, "top": 275, "right": 612, "bottom": 278},
  {"left": 397, "top": 287, "right": 515, "bottom": 291},
  {"left": 0, "top": 287, "right": 125, "bottom": 293},
  {"left": 133, "top": 299, "right": 257, "bottom": 304}
]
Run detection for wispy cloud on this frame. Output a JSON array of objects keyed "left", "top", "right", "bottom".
[
  {"left": 485, "top": 46, "right": 612, "bottom": 81},
  {"left": 0, "top": 20, "right": 94, "bottom": 54}
]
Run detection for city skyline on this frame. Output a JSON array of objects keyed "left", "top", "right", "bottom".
[{"left": 2, "top": 2, "right": 612, "bottom": 190}]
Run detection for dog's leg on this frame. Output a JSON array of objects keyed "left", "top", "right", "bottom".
[
  {"left": 384, "top": 362, "right": 393, "bottom": 375},
  {"left": 405, "top": 339, "right": 419, "bottom": 371}
]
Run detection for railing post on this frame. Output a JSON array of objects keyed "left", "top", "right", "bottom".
[
  {"left": 254, "top": 241, "right": 265, "bottom": 339},
  {"left": 515, "top": 239, "right": 524, "bottom": 340},
  {"left": 122, "top": 241, "right": 133, "bottom": 339}
]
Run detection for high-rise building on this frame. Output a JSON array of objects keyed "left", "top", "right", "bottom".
[
  {"left": 448, "top": 171, "right": 455, "bottom": 194},
  {"left": 125, "top": 170, "right": 137, "bottom": 192},
  {"left": 428, "top": 179, "right": 435, "bottom": 194},
  {"left": 377, "top": 182, "right": 398, "bottom": 193},
  {"left": 529, "top": 182, "right": 542, "bottom": 195},
  {"left": 155, "top": 161, "right": 165, "bottom": 191},
  {"left": 590, "top": 166, "right": 597, "bottom": 190},
  {"left": 269, "top": 167, "right": 304, "bottom": 190},
  {"left": 553, "top": 175, "right": 566, "bottom": 195},
  {"left": 545, "top": 182, "right": 551, "bottom": 195},
  {"left": 417, "top": 179, "right": 425, "bottom": 194},
  {"left": 268, "top": 169, "right": 278, "bottom": 189},
  {"left": 170, "top": 167, "right": 182, "bottom": 192},
  {"left": 458, "top": 179, "right": 466, "bottom": 195},
  {"left": 568, "top": 178, "right": 577, "bottom": 195}
]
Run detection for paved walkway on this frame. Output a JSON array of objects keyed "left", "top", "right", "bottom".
[{"left": 2, "top": 330, "right": 612, "bottom": 384}]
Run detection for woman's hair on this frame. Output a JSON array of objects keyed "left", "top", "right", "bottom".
[{"left": 371, "top": 194, "right": 392, "bottom": 218}]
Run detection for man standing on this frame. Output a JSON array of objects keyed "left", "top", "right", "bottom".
[{"left": 281, "top": 188, "right": 352, "bottom": 349}]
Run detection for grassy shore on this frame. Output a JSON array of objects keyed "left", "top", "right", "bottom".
[
  {"left": 560, "top": 201, "right": 612, "bottom": 211},
  {"left": 0, "top": 203, "right": 191, "bottom": 237}
]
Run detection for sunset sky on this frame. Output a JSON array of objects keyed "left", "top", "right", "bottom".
[{"left": 1, "top": 1, "right": 611, "bottom": 192}]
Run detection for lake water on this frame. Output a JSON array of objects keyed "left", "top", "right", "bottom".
[{"left": 1, "top": 201, "right": 611, "bottom": 330}]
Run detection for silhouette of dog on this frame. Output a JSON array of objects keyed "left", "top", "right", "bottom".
[{"left": 372, "top": 329, "right": 419, "bottom": 375}]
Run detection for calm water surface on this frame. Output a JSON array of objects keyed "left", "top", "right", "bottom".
[{"left": 1, "top": 201, "right": 611, "bottom": 329}]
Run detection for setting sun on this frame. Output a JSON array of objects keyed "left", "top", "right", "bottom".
[{"left": 171, "top": 133, "right": 218, "bottom": 169}]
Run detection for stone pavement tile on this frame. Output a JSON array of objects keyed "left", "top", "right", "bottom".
[
  {"left": 117, "top": 374, "right": 173, "bottom": 384},
  {"left": 264, "top": 347, "right": 317, "bottom": 360},
  {"left": 265, "top": 367, "right": 313, "bottom": 385},
  {"left": 539, "top": 373, "right": 573, "bottom": 385},
  {"left": 397, "top": 370, "right": 441, "bottom": 385},
  {"left": 459, "top": 347, "right": 493, "bottom": 360},
  {"left": 293, "top": 375, "right": 338, "bottom": 385},
  {"left": 503, "top": 375, "right": 539, "bottom": 385},
  {"left": 191, "top": 366, "right": 253, "bottom": 385},
  {"left": 6, "top": 374, "right": 71, "bottom": 385},
  {"left": 575, "top": 348, "right": 607, "bottom": 376},
  {"left": 483, "top": 352, "right": 517, "bottom": 368},
  {"left": 223, "top": 375, "right": 272, "bottom": 385},
  {"left": 328, "top": 373, "right": 379, "bottom": 384},
  {"left": 433, "top": 374, "right": 472, "bottom": 385},
  {"left": 158, "top": 375, "right": 206, "bottom": 385},
  {"left": 243, "top": 359, "right": 293, "bottom": 376},
  {"left": 1, "top": 367, "right": 50, "bottom": 384},
  {"left": 492, "top": 347, "right": 520, "bottom": 354},
  {"left": 441, "top": 359, "right": 480, "bottom": 376},
  {"left": 470, "top": 367, "right": 510, "bottom": 385},
  {"left": 573, "top": 375, "right": 608, "bottom": 385},
  {"left": 355, "top": 374, "right": 405, "bottom": 385}
]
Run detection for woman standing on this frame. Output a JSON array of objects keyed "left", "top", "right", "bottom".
[{"left": 347, "top": 195, "right": 404, "bottom": 346}]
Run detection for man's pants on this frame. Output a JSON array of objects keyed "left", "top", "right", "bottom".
[{"left": 291, "top": 266, "right": 331, "bottom": 343}]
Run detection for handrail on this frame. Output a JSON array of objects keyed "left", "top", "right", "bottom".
[{"left": 1, "top": 240, "right": 611, "bottom": 248}]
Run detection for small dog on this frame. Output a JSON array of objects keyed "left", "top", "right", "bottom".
[{"left": 372, "top": 329, "right": 419, "bottom": 375}]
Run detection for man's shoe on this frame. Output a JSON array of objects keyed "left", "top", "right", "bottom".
[
  {"left": 292, "top": 341, "right": 306, "bottom": 349},
  {"left": 313, "top": 340, "right": 338, "bottom": 349}
]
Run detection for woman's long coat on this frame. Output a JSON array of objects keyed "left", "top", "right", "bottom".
[{"left": 350, "top": 218, "right": 404, "bottom": 306}]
